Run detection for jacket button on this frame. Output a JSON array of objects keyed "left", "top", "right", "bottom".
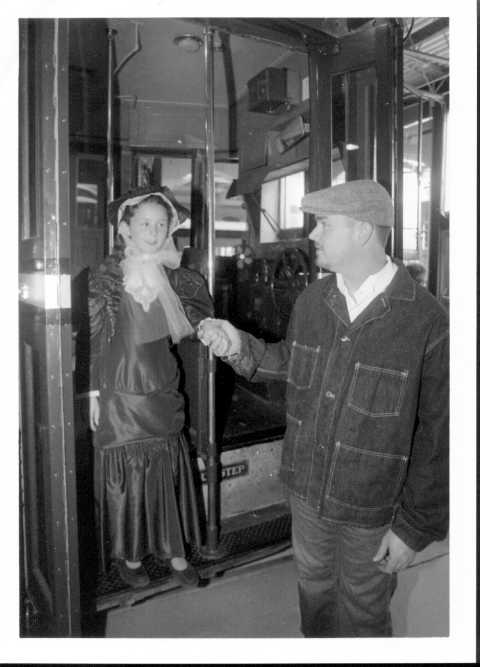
[{"left": 325, "top": 390, "right": 335, "bottom": 399}]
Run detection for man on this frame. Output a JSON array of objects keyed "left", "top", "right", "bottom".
[{"left": 198, "top": 179, "right": 449, "bottom": 637}]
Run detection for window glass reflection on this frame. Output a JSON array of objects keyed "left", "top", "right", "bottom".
[{"left": 260, "top": 170, "right": 305, "bottom": 243}]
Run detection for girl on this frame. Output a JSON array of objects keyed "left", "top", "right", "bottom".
[{"left": 79, "top": 186, "right": 212, "bottom": 589}]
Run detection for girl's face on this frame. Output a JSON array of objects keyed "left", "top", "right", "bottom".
[{"left": 127, "top": 201, "right": 169, "bottom": 253}]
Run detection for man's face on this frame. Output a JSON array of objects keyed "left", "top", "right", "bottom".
[
  {"left": 128, "top": 201, "right": 169, "bottom": 254},
  {"left": 308, "top": 214, "right": 359, "bottom": 272}
]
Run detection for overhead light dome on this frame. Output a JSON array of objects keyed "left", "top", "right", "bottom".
[{"left": 173, "top": 34, "right": 203, "bottom": 53}]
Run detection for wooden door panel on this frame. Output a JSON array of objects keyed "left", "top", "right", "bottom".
[{"left": 20, "top": 332, "right": 54, "bottom": 619}]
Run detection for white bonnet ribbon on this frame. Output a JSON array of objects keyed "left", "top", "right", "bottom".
[{"left": 117, "top": 190, "right": 185, "bottom": 232}]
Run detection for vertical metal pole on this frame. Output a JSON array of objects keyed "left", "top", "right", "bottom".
[
  {"left": 307, "top": 48, "right": 332, "bottom": 279},
  {"left": 106, "top": 28, "right": 116, "bottom": 251},
  {"left": 427, "top": 103, "right": 445, "bottom": 296},
  {"left": 204, "top": 27, "right": 215, "bottom": 302},
  {"left": 201, "top": 25, "right": 223, "bottom": 558},
  {"left": 307, "top": 48, "right": 332, "bottom": 195},
  {"left": 416, "top": 99, "right": 424, "bottom": 256},
  {"left": 391, "top": 20, "right": 404, "bottom": 259}
]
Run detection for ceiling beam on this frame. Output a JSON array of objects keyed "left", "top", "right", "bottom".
[
  {"left": 404, "top": 83, "right": 445, "bottom": 103},
  {"left": 266, "top": 18, "right": 339, "bottom": 44},
  {"left": 409, "top": 17, "right": 449, "bottom": 45},
  {"left": 404, "top": 48, "right": 449, "bottom": 66},
  {"left": 187, "top": 18, "right": 336, "bottom": 52}
]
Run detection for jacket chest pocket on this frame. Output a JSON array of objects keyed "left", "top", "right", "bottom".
[
  {"left": 347, "top": 362, "right": 408, "bottom": 418},
  {"left": 287, "top": 341, "right": 321, "bottom": 390}
]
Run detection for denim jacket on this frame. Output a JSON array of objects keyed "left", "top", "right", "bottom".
[{"left": 228, "top": 261, "right": 449, "bottom": 552}]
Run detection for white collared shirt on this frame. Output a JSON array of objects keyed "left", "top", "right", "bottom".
[{"left": 336, "top": 256, "right": 398, "bottom": 322}]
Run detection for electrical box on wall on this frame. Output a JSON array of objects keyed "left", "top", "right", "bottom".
[{"left": 247, "top": 67, "right": 301, "bottom": 114}]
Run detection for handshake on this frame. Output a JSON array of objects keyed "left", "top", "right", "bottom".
[{"left": 197, "top": 318, "right": 241, "bottom": 357}]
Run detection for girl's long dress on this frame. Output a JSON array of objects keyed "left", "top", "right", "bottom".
[{"left": 93, "top": 291, "right": 201, "bottom": 569}]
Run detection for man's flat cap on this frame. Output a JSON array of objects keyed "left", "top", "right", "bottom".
[{"left": 301, "top": 179, "right": 394, "bottom": 227}]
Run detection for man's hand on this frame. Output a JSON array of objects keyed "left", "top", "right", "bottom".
[
  {"left": 89, "top": 395, "right": 100, "bottom": 432},
  {"left": 197, "top": 318, "right": 241, "bottom": 357},
  {"left": 373, "top": 529, "right": 416, "bottom": 574}
]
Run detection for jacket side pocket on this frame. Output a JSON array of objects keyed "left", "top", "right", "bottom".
[{"left": 326, "top": 441, "right": 408, "bottom": 510}]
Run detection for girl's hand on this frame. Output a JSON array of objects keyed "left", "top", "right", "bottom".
[{"left": 89, "top": 395, "right": 100, "bottom": 432}]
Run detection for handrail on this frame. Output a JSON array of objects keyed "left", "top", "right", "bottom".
[{"left": 201, "top": 24, "right": 222, "bottom": 558}]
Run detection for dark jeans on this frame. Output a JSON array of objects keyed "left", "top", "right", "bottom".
[{"left": 290, "top": 494, "right": 397, "bottom": 637}]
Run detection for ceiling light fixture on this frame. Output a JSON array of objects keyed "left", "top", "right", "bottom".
[{"left": 173, "top": 34, "right": 204, "bottom": 53}]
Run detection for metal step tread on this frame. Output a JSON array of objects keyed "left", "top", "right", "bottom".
[{"left": 96, "top": 504, "right": 291, "bottom": 611}]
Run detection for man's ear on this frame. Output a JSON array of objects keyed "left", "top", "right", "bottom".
[
  {"left": 118, "top": 221, "right": 130, "bottom": 241},
  {"left": 358, "top": 220, "right": 374, "bottom": 246}
]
